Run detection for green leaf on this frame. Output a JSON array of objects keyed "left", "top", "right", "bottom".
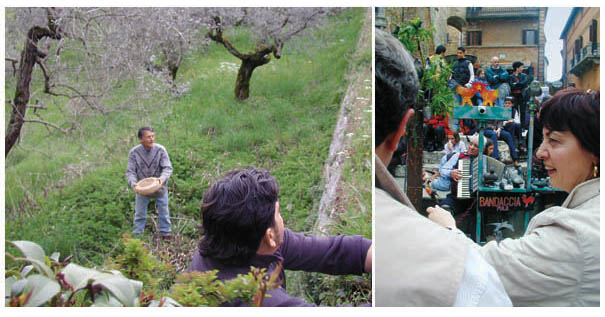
[
  {"left": 62, "top": 263, "right": 103, "bottom": 290},
  {"left": 21, "top": 265, "right": 34, "bottom": 277},
  {"left": 10, "top": 241, "right": 46, "bottom": 263},
  {"left": 149, "top": 297, "right": 182, "bottom": 307},
  {"left": 96, "top": 276, "right": 137, "bottom": 307},
  {"left": 11, "top": 279, "right": 26, "bottom": 296},
  {"left": 5, "top": 276, "right": 18, "bottom": 296},
  {"left": 92, "top": 292, "right": 123, "bottom": 307},
  {"left": 23, "top": 274, "right": 61, "bottom": 307}
]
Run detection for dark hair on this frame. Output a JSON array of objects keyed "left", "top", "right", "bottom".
[
  {"left": 375, "top": 28, "right": 419, "bottom": 146},
  {"left": 137, "top": 126, "right": 153, "bottom": 139},
  {"left": 199, "top": 167, "right": 279, "bottom": 265},
  {"left": 539, "top": 88, "right": 599, "bottom": 161},
  {"left": 512, "top": 61, "right": 523, "bottom": 70},
  {"left": 483, "top": 138, "right": 494, "bottom": 155},
  {"left": 457, "top": 46, "right": 465, "bottom": 52},
  {"left": 435, "top": 45, "right": 446, "bottom": 54}
]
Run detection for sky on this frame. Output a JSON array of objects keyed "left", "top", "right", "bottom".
[{"left": 544, "top": 7, "right": 573, "bottom": 82}]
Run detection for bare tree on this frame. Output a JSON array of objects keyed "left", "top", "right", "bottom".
[
  {"left": 204, "top": 8, "right": 336, "bottom": 100},
  {"left": 4, "top": 8, "right": 210, "bottom": 157},
  {"left": 5, "top": 8, "right": 62, "bottom": 157}
]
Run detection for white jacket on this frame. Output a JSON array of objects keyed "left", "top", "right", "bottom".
[
  {"left": 375, "top": 157, "right": 510, "bottom": 306},
  {"left": 479, "top": 178, "right": 600, "bottom": 306}
]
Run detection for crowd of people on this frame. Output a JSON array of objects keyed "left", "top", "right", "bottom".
[
  {"left": 423, "top": 45, "right": 536, "bottom": 166},
  {"left": 376, "top": 28, "right": 600, "bottom": 306}
]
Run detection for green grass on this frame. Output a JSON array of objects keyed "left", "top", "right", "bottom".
[{"left": 5, "top": 8, "right": 368, "bottom": 270}]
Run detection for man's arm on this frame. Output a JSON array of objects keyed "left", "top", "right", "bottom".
[
  {"left": 498, "top": 68, "right": 509, "bottom": 82},
  {"left": 438, "top": 153, "right": 459, "bottom": 182},
  {"left": 466, "top": 63, "right": 475, "bottom": 86},
  {"left": 125, "top": 150, "right": 138, "bottom": 189},
  {"left": 158, "top": 146, "right": 173, "bottom": 184},
  {"left": 279, "top": 229, "right": 371, "bottom": 275}
]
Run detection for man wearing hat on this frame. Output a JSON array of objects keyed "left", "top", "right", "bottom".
[
  {"left": 509, "top": 61, "right": 529, "bottom": 130},
  {"left": 125, "top": 126, "right": 173, "bottom": 240}
]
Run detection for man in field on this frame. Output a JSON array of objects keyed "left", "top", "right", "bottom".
[
  {"left": 188, "top": 167, "right": 372, "bottom": 306},
  {"left": 125, "top": 126, "right": 173, "bottom": 240}
]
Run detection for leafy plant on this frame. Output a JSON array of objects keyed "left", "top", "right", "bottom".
[
  {"left": 104, "top": 234, "right": 176, "bottom": 295},
  {"left": 5, "top": 240, "right": 179, "bottom": 307},
  {"left": 169, "top": 263, "right": 283, "bottom": 307}
]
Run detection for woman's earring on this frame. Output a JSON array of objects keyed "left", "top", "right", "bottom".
[{"left": 593, "top": 165, "right": 598, "bottom": 178}]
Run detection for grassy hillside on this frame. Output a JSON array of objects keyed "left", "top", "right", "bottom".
[{"left": 5, "top": 7, "right": 368, "bottom": 274}]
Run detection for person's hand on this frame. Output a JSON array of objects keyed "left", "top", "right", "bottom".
[
  {"left": 447, "top": 142, "right": 453, "bottom": 151},
  {"left": 496, "top": 128, "right": 501, "bottom": 137},
  {"left": 157, "top": 178, "right": 163, "bottom": 186},
  {"left": 132, "top": 183, "right": 138, "bottom": 192},
  {"left": 450, "top": 169, "right": 462, "bottom": 182},
  {"left": 426, "top": 205, "right": 456, "bottom": 229}
]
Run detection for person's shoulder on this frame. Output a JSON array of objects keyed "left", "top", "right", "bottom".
[
  {"left": 128, "top": 144, "right": 142, "bottom": 154},
  {"left": 154, "top": 144, "right": 169, "bottom": 152}
]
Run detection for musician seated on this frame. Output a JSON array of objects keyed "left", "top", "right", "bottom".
[
  {"left": 433, "top": 134, "right": 482, "bottom": 239},
  {"left": 431, "top": 134, "right": 480, "bottom": 192}
]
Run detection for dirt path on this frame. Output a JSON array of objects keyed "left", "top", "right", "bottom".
[{"left": 314, "top": 8, "right": 372, "bottom": 234}]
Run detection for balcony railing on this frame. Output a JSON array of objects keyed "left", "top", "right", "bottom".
[
  {"left": 570, "top": 42, "right": 600, "bottom": 76},
  {"left": 466, "top": 7, "right": 540, "bottom": 20}
]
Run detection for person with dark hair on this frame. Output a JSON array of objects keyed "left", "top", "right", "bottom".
[
  {"left": 188, "top": 167, "right": 372, "bottom": 306},
  {"left": 444, "top": 131, "right": 467, "bottom": 155},
  {"left": 483, "top": 113, "right": 520, "bottom": 167},
  {"left": 125, "top": 126, "right": 173, "bottom": 240},
  {"left": 509, "top": 61, "right": 529, "bottom": 129},
  {"left": 502, "top": 96, "right": 524, "bottom": 153},
  {"left": 427, "top": 88, "right": 600, "bottom": 306},
  {"left": 486, "top": 56, "right": 510, "bottom": 107},
  {"left": 374, "top": 28, "right": 510, "bottom": 307},
  {"left": 450, "top": 46, "right": 474, "bottom": 133}
]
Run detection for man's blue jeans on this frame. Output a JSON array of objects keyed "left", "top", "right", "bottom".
[
  {"left": 133, "top": 191, "right": 171, "bottom": 236},
  {"left": 484, "top": 129, "right": 518, "bottom": 161}
]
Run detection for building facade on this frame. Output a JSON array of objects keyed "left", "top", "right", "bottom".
[
  {"left": 560, "top": 7, "right": 600, "bottom": 91},
  {"left": 377, "top": 7, "right": 547, "bottom": 82}
]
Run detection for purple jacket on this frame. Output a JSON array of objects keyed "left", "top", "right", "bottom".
[{"left": 188, "top": 228, "right": 371, "bottom": 306}]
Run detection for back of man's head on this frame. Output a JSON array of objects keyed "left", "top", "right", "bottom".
[
  {"left": 435, "top": 45, "right": 446, "bottom": 55},
  {"left": 199, "top": 167, "right": 279, "bottom": 265},
  {"left": 375, "top": 28, "right": 419, "bottom": 147}
]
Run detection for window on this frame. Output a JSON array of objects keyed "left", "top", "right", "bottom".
[
  {"left": 522, "top": 30, "right": 538, "bottom": 45},
  {"left": 589, "top": 19, "right": 598, "bottom": 43},
  {"left": 466, "top": 31, "right": 482, "bottom": 46}
]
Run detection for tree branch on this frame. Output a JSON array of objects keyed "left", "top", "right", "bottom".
[
  {"left": 23, "top": 119, "right": 69, "bottom": 134},
  {"left": 6, "top": 57, "right": 18, "bottom": 76},
  {"left": 207, "top": 16, "right": 245, "bottom": 60}
]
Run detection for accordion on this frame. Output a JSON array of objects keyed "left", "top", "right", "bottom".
[{"left": 457, "top": 158, "right": 479, "bottom": 199}]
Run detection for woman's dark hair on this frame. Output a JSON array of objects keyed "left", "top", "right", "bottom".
[
  {"left": 199, "top": 167, "right": 279, "bottom": 265},
  {"left": 483, "top": 138, "right": 494, "bottom": 155},
  {"left": 137, "top": 126, "right": 153, "bottom": 139},
  {"left": 453, "top": 132, "right": 461, "bottom": 143},
  {"left": 539, "top": 88, "right": 599, "bottom": 161}
]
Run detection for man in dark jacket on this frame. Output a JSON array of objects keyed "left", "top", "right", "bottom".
[
  {"left": 485, "top": 56, "right": 510, "bottom": 107},
  {"left": 509, "top": 61, "right": 529, "bottom": 130},
  {"left": 188, "top": 167, "right": 372, "bottom": 306}
]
